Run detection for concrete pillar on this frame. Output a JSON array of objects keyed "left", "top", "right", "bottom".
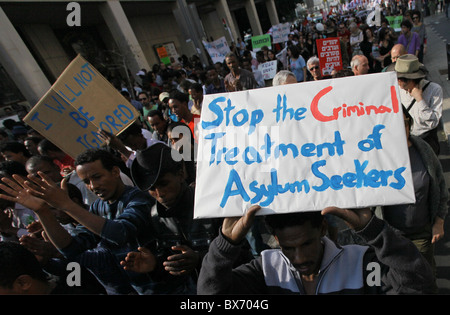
[
  {"left": 245, "top": 0, "right": 263, "bottom": 36},
  {"left": 265, "top": 0, "right": 280, "bottom": 26},
  {"left": 20, "top": 24, "right": 71, "bottom": 81},
  {"left": 98, "top": 0, "right": 150, "bottom": 81},
  {"left": 214, "top": 0, "right": 239, "bottom": 43},
  {"left": 0, "top": 6, "right": 51, "bottom": 106},
  {"left": 173, "top": 0, "right": 209, "bottom": 67},
  {"left": 231, "top": 11, "right": 242, "bottom": 40},
  {"left": 188, "top": 3, "right": 207, "bottom": 42}
]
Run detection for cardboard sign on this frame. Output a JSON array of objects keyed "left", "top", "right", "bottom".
[
  {"left": 23, "top": 55, "right": 139, "bottom": 158},
  {"left": 316, "top": 37, "right": 343, "bottom": 76},
  {"left": 202, "top": 37, "right": 231, "bottom": 64},
  {"left": 251, "top": 34, "right": 272, "bottom": 52},
  {"left": 194, "top": 72, "right": 415, "bottom": 218},
  {"left": 258, "top": 61, "right": 278, "bottom": 80}
]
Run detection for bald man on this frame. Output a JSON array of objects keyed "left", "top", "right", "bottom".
[
  {"left": 391, "top": 43, "right": 407, "bottom": 63},
  {"left": 383, "top": 44, "right": 407, "bottom": 72},
  {"left": 351, "top": 55, "right": 370, "bottom": 76},
  {"left": 272, "top": 70, "right": 298, "bottom": 86}
]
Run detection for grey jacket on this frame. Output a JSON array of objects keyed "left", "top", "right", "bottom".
[{"left": 377, "top": 135, "right": 448, "bottom": 224}]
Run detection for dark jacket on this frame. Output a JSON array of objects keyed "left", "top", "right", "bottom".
[
  {"left": 142, "top": 184, "right": 222, "bottom": 294},
  {"left": 197, "top": 215, "right": 435, "bottom": 294}
]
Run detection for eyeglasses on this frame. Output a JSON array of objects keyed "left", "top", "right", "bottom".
[
  {"left": 309, "top": 66, "right": 320, "bottom": 71},
  {"left": 139, "top": 98, "right": 147, "bottom": 101}
]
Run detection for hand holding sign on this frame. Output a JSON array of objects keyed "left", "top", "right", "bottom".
[
  {"left": 322, "top": 207, "right": 372, "bottom": 231},
  {"left": 222, "top": 205, "right": 262, "bottom": 244},
  {"left": 23, "top": 55, "right": 139, "bottom": 158}
]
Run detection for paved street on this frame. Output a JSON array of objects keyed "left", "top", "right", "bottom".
[{"left": 423, "top": 10, "right": 450, "bottom": 294}]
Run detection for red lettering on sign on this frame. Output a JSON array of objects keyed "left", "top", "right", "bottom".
[{"left": 310, "top": 85, "right": 400, "bottom": 122}]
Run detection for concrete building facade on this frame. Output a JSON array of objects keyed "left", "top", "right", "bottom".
[{"left": 0, "top": 0, "right": 281, "bottom": 112}]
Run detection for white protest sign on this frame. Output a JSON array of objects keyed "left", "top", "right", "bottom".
[
  {"left": 202, "top": 37, "right": 231, "bottom": 64},
  {"left": 258, "top": 61, "right": 278, "bottom": 80},
  {"left": 23, "top": 55, "right": 139, "bottom": 158},
  {"left": 194, "top": 72, "right": 415, "bottom": 218},
  {"left": 271, "top": 22, "right": 291, "bottom": 44}
]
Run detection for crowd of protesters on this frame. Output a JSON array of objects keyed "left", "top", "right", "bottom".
[{"left": 0, "top": 0, "right": 447, "bottom": 295}]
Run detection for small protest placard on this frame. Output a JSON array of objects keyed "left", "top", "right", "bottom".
[
  {"left": 156, "top": 46, "right": 171, "bottom": 65},
  {"left": 386, "top": 16, "right": 403, "bottom": 32},
  {"left": 202, "top": 37, "right": 231, "bottom": 64},
  {"left": 258, "top": 61, "right": 278, "bottom": 80},
  {"left": 316, "top": 37, "right": 343, "bottom": 76},
  {"left": 23, "top": 55, "right": 139, "bottom": 158},
  {"left": 194, "top": 72, "right": 415, "bottom": 218},
  {"left": 271, "top": 22, "right": 291, "bottom": 44},
  {"left": 251, "top": 34, "right": 272, "bottom": 52}
]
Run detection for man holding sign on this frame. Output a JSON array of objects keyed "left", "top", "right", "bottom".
[
  {"left": 198, "top": 71, "right": 433, "bottom": 294},
  {"left": 195, "top": 72, "right": 415, "bottom": 218},
  {"left": 197, "top": 204, "right": 435, "bottom": 294}
]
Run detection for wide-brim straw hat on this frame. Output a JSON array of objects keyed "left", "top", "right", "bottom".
[{"left": 394, "top": 54, "right": 427, "bottom": 79}]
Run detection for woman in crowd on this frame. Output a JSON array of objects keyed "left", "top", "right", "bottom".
[
  {"left": 287, "top": 45, "right": 307, "bottom": 83},
  {"left": 374, "top": 27, "right": 394, "bottom": 72},
  {"left": 411, "top": 10, "right": 427, "bottom": 63}
]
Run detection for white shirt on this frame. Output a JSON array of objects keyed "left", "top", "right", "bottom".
[{"left": 400, "top": 80, "right": 443, "bottom": 136}]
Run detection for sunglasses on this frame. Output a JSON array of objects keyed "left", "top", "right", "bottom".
[
  {"left": 413, "top": 16, "right": 419, "bottom": 19},
  {"left": 139, "top": 98, "right": 148, "bottom": 101},
  {"left": 309, "top": 65, "right": 320, "bottom": 71}
]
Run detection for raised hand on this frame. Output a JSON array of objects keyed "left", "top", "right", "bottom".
[
  {"left": 0, "top": 175, "right": 49, "bottom": 213},
  {"left": 321, "top": 207, "right": 372, "bottom": 231},
  {"left": 163, "top": 245, "right": 200, "bottom": 276},
  {"left": 26, "top": 220, "right": 44, "bottom": 236},
  {"left": 222, "top": 205, "right": 261, "bottom": 244},
  {"left": 120, "top": 247, "right": 157, "bottom": 274},
  {"left": 97, "top": 128, "right": 131, "bottom": 158},
  {"left": 409, "top": 84, "right": 424, "bottom": 102},
  {"left": 23, "top": 172, "right": 73, "bottom": 210},
  {"left": 19, "top": 234, "right": 62, "bottom": 264}
]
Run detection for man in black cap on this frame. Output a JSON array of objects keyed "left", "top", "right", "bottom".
[
  {"left": 121, "top": 142, "right": 223, "bottom": 294},
  {"left": 394, "top": 54, "right": 443, "bottom": 154}
]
